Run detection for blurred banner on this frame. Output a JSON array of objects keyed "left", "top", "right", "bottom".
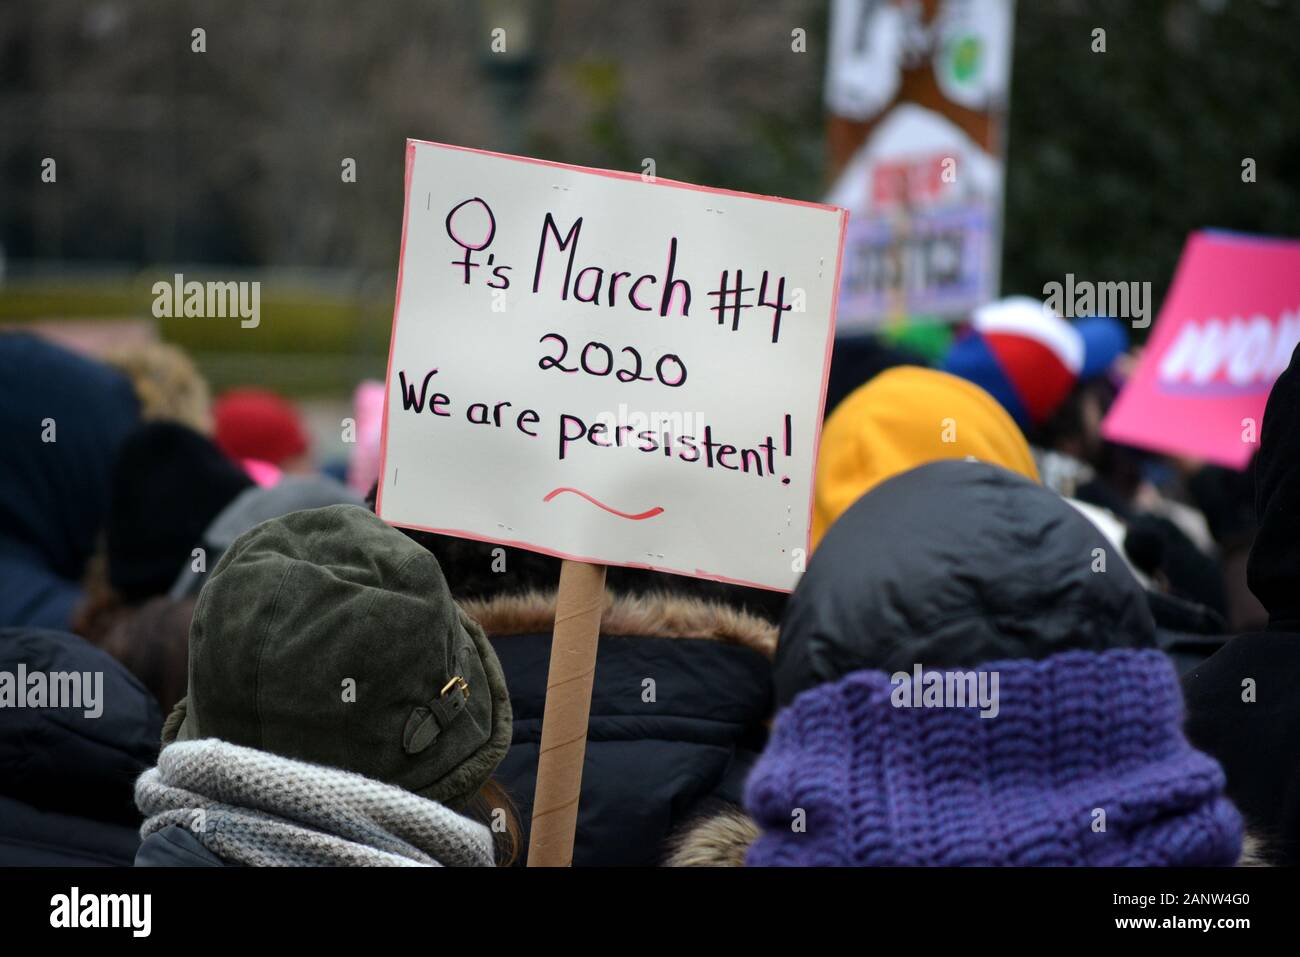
[
  {"left": 1101, "top": 230, "right": 1300, "bottom": 470},
  {"left": 825, "top": 0, "right": 1014, "bottom": 333}
]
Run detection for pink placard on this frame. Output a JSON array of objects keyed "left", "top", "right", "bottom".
[{"left": 1101, "top": 230, "right": 1300, "bottom": 469}]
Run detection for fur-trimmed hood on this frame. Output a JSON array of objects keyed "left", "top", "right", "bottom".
[
  {"left": 471, "top": 588, "right": 776, "bottom": 868},
  {"left": 663, "top": 807, "right": 759, "bottom": 867},
  {"left": 462, "top": 589, "right": 777, "bottom": 659}
]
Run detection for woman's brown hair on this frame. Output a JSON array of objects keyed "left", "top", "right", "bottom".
[{"left": 465, "top": 777, "right": 523, "bottom": 866}]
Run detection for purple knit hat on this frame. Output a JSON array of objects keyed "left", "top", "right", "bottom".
[{"left": 745, "top": 649, "right": 1242, "bottom": 866}]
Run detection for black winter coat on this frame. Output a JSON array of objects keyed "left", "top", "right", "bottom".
[
  {"left": 467, "top": 591, "right": 775, "bottom": 866},
  {"left": 0, "top": 628, "right": 161, "bottom": 865},
  {"left": 1183, "top": 632, "right": 1300, "bottom": 866},
  {"left": 1183, "top": 341, "right": 1300, "bottom": 867},
  {"left": 1149, "top": 590, "right": 1228, "bottom": 675}
]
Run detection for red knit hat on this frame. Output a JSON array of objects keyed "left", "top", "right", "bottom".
[{"left": 213, "top": 388, "right": 309, "bottom": 467}]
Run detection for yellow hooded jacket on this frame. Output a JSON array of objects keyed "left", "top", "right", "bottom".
[{"left": 812, "top": 366, "right": 1040, "bottom": 549}]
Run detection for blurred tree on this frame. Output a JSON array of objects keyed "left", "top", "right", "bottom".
[
  {"left": 1, "top": 0, "right": 1296, "bottom": 322},
  {"left": 1001, "top": 0, "right": 1300, "bottom": 315}
]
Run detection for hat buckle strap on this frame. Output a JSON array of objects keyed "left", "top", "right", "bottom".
[{"left": 402, "top": 675, "right": 470, "bottom": 754}]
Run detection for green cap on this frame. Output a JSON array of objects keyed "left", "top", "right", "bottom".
[{"left": 164, "top": 504, "right": 511, "bottom": 810}]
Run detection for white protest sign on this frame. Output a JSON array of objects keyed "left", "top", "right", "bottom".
[{"left": 376, "top": 140, "right": 846, "bottom": 591}]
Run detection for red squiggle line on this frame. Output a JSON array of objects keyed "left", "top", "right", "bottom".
[{"left": 542, "top": 487, "right": 665, "bottom": 521}]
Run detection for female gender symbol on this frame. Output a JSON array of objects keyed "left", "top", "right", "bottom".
[{"left": 445, "top": 197, "right": 496, "bottom": 285}]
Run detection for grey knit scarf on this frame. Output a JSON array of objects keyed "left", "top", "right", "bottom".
[{"left": 135, "top": 739, "right": 495, "bottom": 867}]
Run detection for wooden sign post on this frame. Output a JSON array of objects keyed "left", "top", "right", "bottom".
[{"left": 526, "top": 560, "right": 607, "bottom": 866}]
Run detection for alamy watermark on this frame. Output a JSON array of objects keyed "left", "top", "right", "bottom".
[
  {"left": 50, "top": 887, "right": 150, "bottom": 937},
  {"left": 151, "top": 272, "right": 260, "bottom": 328},
  {"left": 1042, "top": 273, "right": 1152, "bottom": 328},
  {"left": 890, "top": 664, "right": 1000, "bottom": 718},
  {"left": 590, "top": 402, "right": 708, "bottom": 441},
  {"left": 0, "top": 665, "right": 103, "bottom": 718}
]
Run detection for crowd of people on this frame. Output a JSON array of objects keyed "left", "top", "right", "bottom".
[{"left": 0, "top": 294, "right": 1295, "bottom": 867}]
